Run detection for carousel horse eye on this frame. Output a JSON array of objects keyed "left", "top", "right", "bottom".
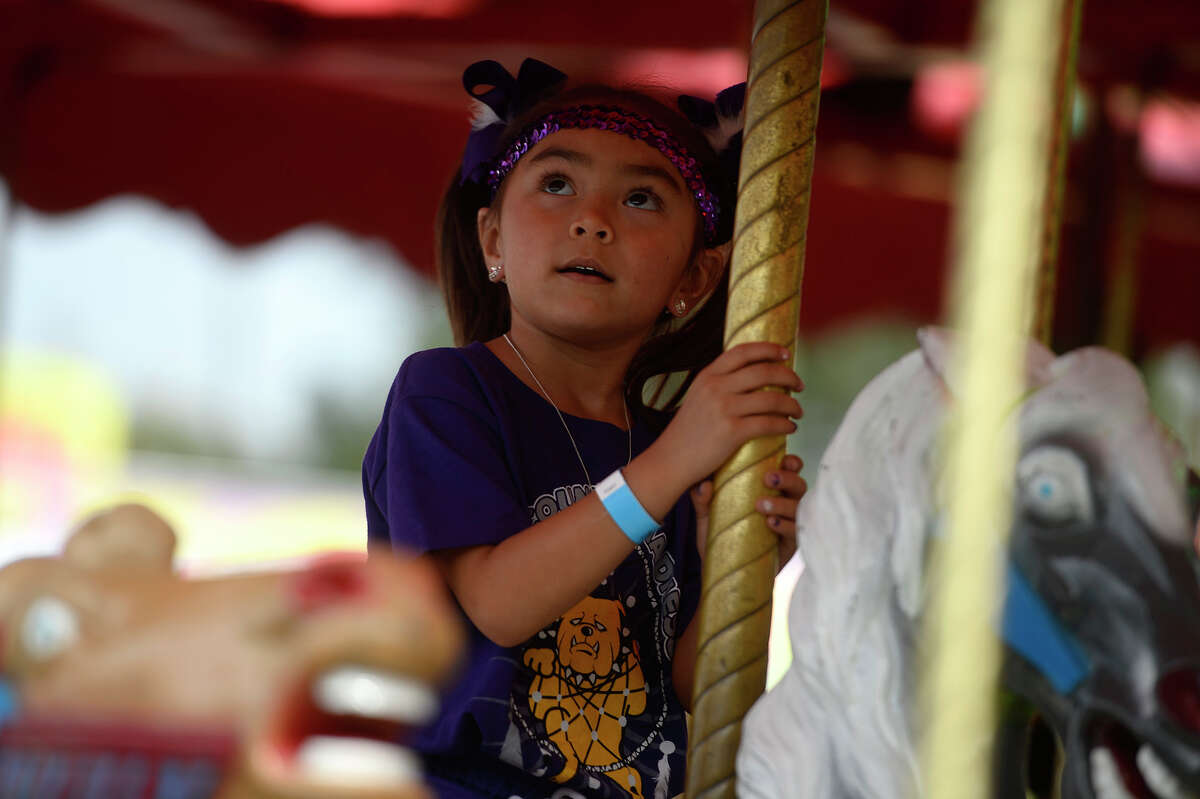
[
  {"left": 21, "top": 595, "right": 80, "bottom": 661},
  {"left": 1017, "top": 446, "right": 1094, "bottom": 527}
]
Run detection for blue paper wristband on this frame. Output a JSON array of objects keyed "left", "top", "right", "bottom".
[{"left": 596, "top": 469, "right": 660, "bottom": 544}]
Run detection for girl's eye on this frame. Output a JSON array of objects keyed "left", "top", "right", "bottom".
[
  {"left": 626, "top": 190, "right": 661, "bottom": 211},
  {"left": 542, "top": 175, "right": 574, "bottom": 195}
]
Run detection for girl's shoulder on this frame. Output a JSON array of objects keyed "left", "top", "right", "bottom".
[{"left": 390, "top": 341, "right": 507, "bottom": 405}]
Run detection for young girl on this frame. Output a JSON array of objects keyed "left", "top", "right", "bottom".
[{"left": 363, "top": 58, "right": 807, "bottom": 799}]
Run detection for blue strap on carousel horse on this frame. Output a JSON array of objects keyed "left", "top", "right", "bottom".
[
  {"left": 0, "top": 678, "right": 17, "bottom": 725},
  {"left": 1002, "top": 561, "right": 1090, "bottom": 694}
]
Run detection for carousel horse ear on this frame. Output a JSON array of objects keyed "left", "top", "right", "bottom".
[
  {"left": 65, "top": 503, "right": 177, "bottom": 573},
  {"left": 917, "top": 325, "right": 1057, "bottom": 399},
  {"left": 916, "top": 326, "right": 957, "bottom": 392}
]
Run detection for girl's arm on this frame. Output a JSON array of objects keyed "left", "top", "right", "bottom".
[
  {"left": 432, "top": 342, "right": 803, "bottom": 648},
  {"left": 432, "top": 447, "right": 688, "bottom": 647}
]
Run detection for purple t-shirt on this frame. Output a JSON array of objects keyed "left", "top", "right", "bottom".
[{"left": 363, "top": 342, "right": 701, "bottom": 799}]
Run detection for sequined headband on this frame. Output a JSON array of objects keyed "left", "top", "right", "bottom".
[{"left": 487, "top": 105, "right": 721, "bottom": 245}]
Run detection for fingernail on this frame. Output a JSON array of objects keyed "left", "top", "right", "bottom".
[
  {"left": 768, "top": 516, "right": 780, "bottom": 527},
  {"left": 767, "top": 473, "right": 780, "bottom": 488},
  {"left": 758, "top": 499, "right": 773, "bottom": 513}
]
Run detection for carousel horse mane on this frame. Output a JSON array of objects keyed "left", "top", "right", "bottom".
[{"left": 736, "top": 327, "right": 1190, "bottom": 799}]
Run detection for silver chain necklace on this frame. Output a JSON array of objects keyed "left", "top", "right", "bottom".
[{"left": 503, "top": 333, "right": 631, "bottom": 487}]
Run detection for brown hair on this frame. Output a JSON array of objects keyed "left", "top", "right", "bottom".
[{"left": 435, "top": 83, "right": 735, "bottom": 418}]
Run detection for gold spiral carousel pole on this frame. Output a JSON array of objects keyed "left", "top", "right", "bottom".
[
  {"left": 1033, "top": 0, "right": 1086, "bottom": 345},
  {"left": 684, "top": 2, "right": 826, "bottom": 798},
  {"left": 920, "top": 0, "right": 1064, "bottom": 797}
]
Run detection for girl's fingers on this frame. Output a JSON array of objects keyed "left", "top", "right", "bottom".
[
  {"left": 764, "top": 470, "right": 807, "bottom": 499},
  {"left": 780, "top": 454, "right": 804, "bottom": 474},
  {"left": 777, "top": 525, "right": 798, "bottom": 562},
  {"left": 708, "top": 342, "right": 794, "bottom": 377},
  {"left": 690, "top": 480, "right": 714, "bottom": 514},
  {"left": 757, "top": 496, "right": 798, "bottom": 521},
  {"left": 765, "top": 515, "right": 797, "bottom": 561},
  {"left": 765, "top": 515, "right": 792, "bottom": 534},
  {"left": 735, "top": 415, "right": 798, "bottom": 440},
  {"left": 758, "top": 454, "right": 806, "bottom": 566},
  {"left": 728, "top": 391, "right": 804, "bottom": 419},
  {"left": 719, "top": 362, "right": 804, "bottom": 395}
]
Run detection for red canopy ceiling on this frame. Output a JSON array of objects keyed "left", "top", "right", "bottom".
[
  {"left": 0, "top": 0, "right": 755, "bottom": 274},
  {"left": 2, "top": 0, "right": 1198, "bottom": 352}
]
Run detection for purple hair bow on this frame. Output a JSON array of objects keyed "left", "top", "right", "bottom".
[
  {"left": 459, "top": 58, "right": 568, "bottom": 186},
  {"left": 677, "top": 83, "right": 747, "bottom": 187}
]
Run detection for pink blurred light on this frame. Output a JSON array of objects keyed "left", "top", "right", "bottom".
[
  {"left": 610, "top": 48, "right": 846, "bottom": 98},
  {"left": 911, "top": 59, "right": 981, "bottom": 142},
  {"left": 611, "top": 49, "right": 749, "bottom": 97},
  {"left": 0, "top": 421, "right": 72, "bottom": 532},
  {"left": 278, "top": 0, "right": 479, "bottom": 18},
  {"left": 1141, "top": 99, "right": 1200, "bottom": 187}
]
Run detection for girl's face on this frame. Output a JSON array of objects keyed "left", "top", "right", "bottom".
[{"left": 478, "top": 127, "right": 725, "bottom": 347}]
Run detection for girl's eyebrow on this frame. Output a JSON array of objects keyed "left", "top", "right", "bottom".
[
  {"left": 527, "top": 147, "right": 683, "bottom": 195},
  {"left": 622, "top": 163, "right": 683, "bottom": 195},
  {"left": 528, "top": 147, "right": 589, "bottom": 166}
]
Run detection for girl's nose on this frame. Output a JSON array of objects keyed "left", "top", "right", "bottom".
[{"left": 569, "top": 212, "right": 613, "bottom": 242}]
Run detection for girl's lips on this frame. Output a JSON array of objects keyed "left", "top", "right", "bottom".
[
  {"left": 557, "top": 259, "right": 613, "bottom": 282},
  {"left": 559, "top": 270, "right": 613, "bottom": 284}
]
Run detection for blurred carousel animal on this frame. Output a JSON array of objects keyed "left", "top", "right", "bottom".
[
  {"left": 1143, "top": 343, "right": 1200, "bottom": 473},
  {"left": 0, "top": 503, "right": 464, "bottom": 799},
  {"left": 737, "top": 328, "right": 1200, "bottom": 799}
]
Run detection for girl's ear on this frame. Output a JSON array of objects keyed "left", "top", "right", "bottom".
[
  {"left": 672, "top": 241, "right": 730, "bottom": 311},
  {"left": 477, "top": 206, "right": 502, "bottom": 264}
]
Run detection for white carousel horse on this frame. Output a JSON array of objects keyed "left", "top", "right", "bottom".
[{"left": 738, "top": 328, "right": 1198, "bottom": 799}]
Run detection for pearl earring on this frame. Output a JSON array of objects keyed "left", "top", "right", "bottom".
[
  {"left": 672, "top": 298, "right": 688, "bottom": 317},
  {"left": 487, "top": 264, "right": 504, "bottom": 283}
]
